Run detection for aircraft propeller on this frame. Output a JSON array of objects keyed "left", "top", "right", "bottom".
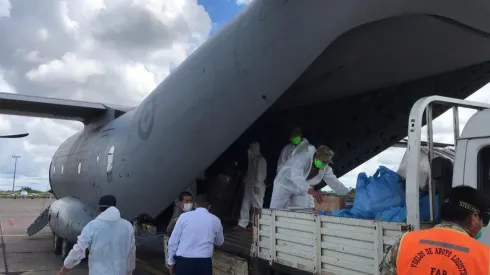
[{"left": 0, "top": 133, "right": 29, "bottom": 138}]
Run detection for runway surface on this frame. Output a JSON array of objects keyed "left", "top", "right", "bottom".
[{"left": 0, "top": 198, "right": 166, "bottom": 274}]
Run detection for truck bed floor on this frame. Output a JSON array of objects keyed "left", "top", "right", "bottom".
[{"left": 220, "top": 226, "right": 253, "bottom": 260}]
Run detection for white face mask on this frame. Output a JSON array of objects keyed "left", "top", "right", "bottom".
[{"left": 182, "top": 203, "right": 193, "bottom": 212}]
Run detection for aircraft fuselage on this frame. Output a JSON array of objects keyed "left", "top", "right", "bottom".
[
  {"left": 49, "top": 110, "right": 139, "bottom": 219},
  {"left": 44, "top": 0, "right": 490, "bottom": 224}
]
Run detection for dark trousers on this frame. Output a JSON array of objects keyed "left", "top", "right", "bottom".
[{"left": 175, "top": 256, "right": 212, "bottom": 275}]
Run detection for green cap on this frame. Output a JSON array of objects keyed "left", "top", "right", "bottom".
[{"left": 316, "top": 145, "right": 334, "bottom": 164}]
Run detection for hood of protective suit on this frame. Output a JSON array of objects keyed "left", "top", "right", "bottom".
[
  {"left": 96, "top": 206, "right": 121, "bottom": 222},
  {"left": 248, "top": 142, "right": 261, "bottom": 158}
]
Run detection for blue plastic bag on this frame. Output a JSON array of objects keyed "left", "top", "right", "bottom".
[
  {"left": 350, "top": 166, "right": 405, "bottom": 218},
  {"left": 376, "top": 207, "right": 406, "bottom": 222},
  {"left": 420, "top": 194, "right": 440, "bottom": 222},
  {"left": 375, "top": 194, "right": 440, "bottom": 222}
]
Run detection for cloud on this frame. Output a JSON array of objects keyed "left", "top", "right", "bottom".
[
  {"left": 236, "top": 0, "right": 252, "bottom": 5},
  {"left": 0, "top": 69, "right": 16, "bottom": 94},
  {"left": 0, "top": 0, "right": 10, "bottom": 18},
  {"left": 26, "top": 52, "right": 106, "bottom": 84},
  {"left": 0, "top": 116, "right": 11, "bottom": 132},
  {"left": 0, "top": 0, "right": 212, "bottom": 191}
]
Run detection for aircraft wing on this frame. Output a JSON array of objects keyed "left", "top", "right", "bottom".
[{"left": 0, "top": 92, "right": 132, "bottom": 123}]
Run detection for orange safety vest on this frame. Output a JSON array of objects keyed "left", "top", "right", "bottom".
[{"left": 396, "top": 227, "right": 490, "bottom": 275}]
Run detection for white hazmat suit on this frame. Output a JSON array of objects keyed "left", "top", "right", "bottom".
[
  {"left": 63, "top": 206, "right": 136, "bottom": 275},
  {"left": 270, "top": 149, "right": 350, "bottom": 209},
  {"left": 277, "top": 139, "right": 316, "bottom": 207},
  {"left": 238, "top": 142, "right": 267, "bottom": 228},
  {"left": 277, "top": 138, "right": 314, "bottom": 173}
]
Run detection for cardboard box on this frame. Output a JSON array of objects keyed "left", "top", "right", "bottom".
[{"left": 314, "top": 194, "right": 346, "bottom": 212}]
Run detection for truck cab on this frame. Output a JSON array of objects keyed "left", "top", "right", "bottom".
[{"left": 452, "top": 108, "right": 490, "bottom": 245}]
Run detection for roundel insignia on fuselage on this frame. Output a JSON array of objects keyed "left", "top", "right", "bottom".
[{"left": 138, "top": 96, "right": 156, "bottom": 141}]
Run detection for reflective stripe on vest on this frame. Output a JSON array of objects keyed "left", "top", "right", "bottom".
[{"left": 396, "top": 228, "right": 490, "bottom": 275}]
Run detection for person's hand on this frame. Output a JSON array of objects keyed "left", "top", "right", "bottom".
[
  {"left": 169, "top": 264, "right": 175, "bottom": 275},
  {"left": 308, "top": 188, "right": 323, "bottom": 204},
  {"left": 57, "top": 267, "right": 68, "bottom": 275}
]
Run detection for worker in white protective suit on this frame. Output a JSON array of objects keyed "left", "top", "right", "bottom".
[
  {"left": 57, "top": 195, "right": 136, "bottom": 275},
  {"left": 270, "top": 145, "right": 350, "bottom": 209},
  {"left": 237, "top": 142, "right": 267, "bottom": 230},
  {"left": 277, "top": 127, "right": 314, "bottom": 173},
  {"left": 277, "top": 128, "right": 316, "bottom": 207}
]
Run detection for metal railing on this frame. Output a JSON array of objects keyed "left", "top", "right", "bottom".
[{"left": 405, "top": 96, "right": 490, "bottom": 230}]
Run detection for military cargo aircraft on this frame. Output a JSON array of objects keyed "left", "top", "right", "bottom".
[{"left": 2, "top": 0, "right": 489, "bottom": 260}]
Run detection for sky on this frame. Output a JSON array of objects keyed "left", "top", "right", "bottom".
[{"left": 0, "top": 0, "right": 489, "bottom": 192}]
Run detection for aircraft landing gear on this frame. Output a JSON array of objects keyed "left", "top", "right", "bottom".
[
  {"left": 61, "top": 238, "right": 73, "bottom": 260},
  {"left": 53, "top": 234, "right": 62, "bottom": 255},
  {"left": 53, "top": 233, "right": 73, "bottom": 260}
]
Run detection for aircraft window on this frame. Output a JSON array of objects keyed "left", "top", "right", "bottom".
[
  {"left": 78, "top": 162, "right": 82, "bottom": 174},
  {"left": 107, "top": 146, "right": 114, "bottom": 182},
  {"left": 477, "top": 146, "right": 490, "bottom": 196},
  {"left": 61, "top": 165, "right": 64, "bottom": 175},
  {"left": 107, "top": 146, "right": 114, "bottom": 173}
]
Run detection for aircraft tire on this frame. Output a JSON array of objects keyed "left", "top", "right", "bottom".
[
  {"left": 53, "top": 234, "right": 62, "bottom": 255},
  {"left": 61, "top": 238, "right": 72, "bottom": 260}
]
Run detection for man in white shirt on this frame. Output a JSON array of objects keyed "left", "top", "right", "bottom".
[
  {"left": 270, "top": 145, "right": 350, "bottom": 209},
  {"left": 57, "top": 195, "right": 136, "bottom": 275},
  {"left": 167, "top": 193, "right": 224, "bottom": 275}
]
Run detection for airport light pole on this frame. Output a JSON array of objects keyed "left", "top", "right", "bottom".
[{"left": 12, "top": 155, "right": 21, "bottom": 192}]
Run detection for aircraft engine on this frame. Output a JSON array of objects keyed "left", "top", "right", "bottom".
[{"left": 48, "top": 197, "right": 98, "bottom": 244}]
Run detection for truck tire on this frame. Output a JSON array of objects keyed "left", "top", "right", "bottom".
[
  {"left": 61, "top": 238, "right": 72, "bottom": 260},
  {"left": 251, "top": 258, "right": 273, "bottom": 275},
  {"left": 53, "top": 234, "right": 62, "bottom": 255}
]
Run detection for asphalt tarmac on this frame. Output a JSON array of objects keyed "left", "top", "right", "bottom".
[{"left": 0, "top": 198, "right": 166, "bottom": 275}]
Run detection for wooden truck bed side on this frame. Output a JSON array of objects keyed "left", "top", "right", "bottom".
[{"left": 252, "top": 209, "right": 408, "bottom": 275}]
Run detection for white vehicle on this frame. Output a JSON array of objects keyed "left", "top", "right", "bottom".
[{"left": 249, "top": 96, "right": 490, "bottom": 275}]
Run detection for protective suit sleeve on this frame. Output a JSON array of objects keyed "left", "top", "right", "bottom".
[
  {"left": 64, "top": 222, "right": 93, "bottom": 269},
  {"left": 257, "top": 157, "right": 267, "bottom": 184},
  {"left": 167, "top": 216, "right": 183, "bottom": 265},
  {"left": 277, "top": 146, "right": 289, "bottom": 173},
  {"left": 286, "top": 159, "right": 311, "bottom": 194},
  {"left": 323, "top": 166, "right": 350, "bottom": 195},
  {"left": 126, "top": 225, "right": 136, "bottom": 274}
]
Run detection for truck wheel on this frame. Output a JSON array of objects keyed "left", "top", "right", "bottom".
[
  {"left": 61, "top": 239, "right": 72, "bottom": 260},
  {"left": 53, "top": 234, "right": 62, "bottom": 255}
]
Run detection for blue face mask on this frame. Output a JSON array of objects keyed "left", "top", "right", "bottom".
[{"left": 475, "top": 230, "right": 483, "bottom": 240}]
